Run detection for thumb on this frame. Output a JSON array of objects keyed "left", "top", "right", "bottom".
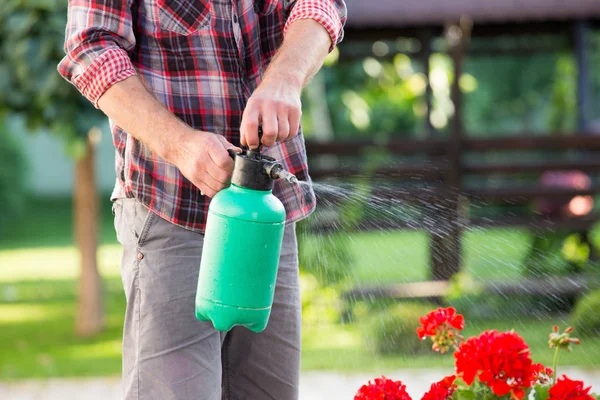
[{"left": 216, "top": 135, "right": 242, "bottom": 154}]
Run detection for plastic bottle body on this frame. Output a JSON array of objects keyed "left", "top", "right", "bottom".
[{"left": 195, "top": 184, "right": 286, "bottom": 332}]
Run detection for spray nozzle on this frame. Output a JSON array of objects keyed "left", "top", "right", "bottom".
[{"left": 264, "top": 162, "right": 299, "bottom": 184}]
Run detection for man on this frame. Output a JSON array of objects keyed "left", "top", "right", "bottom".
[{"left": 58, "top": 0, "right": 346, "bottom": 398}]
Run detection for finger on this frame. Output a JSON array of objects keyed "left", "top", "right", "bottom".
[
  {"left": 193, "top": 179, "right": 217, "bottom": 198},
  {"left": 261, "top": 102, "right": 278, "bottom": 147},
  {"left": 288, "top": 106, "right": 301, "bottom": 140},
  {"left": 215, "top": 135, "right": 242, "bottom": 155},
  {"left": 277, "top": 109, "right": 290, "bottom": 142},
  {"left": 208, "top": 138, "right": 234, "bottom": 171},
  {"left": 197, "top": 170, "right": 224, "bottom": 197},
  {"left": 206, "top": 161, "right": 233, "bottom": 186},
  {"left": 241, "top": 102, "right": 260, "bottom": 148}
]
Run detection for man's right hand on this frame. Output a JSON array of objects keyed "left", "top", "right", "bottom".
[
  {"left": 98, "top": 76, "right": 241, "bottom": 198},
  {"left": 171, "top": 129, "right": 241, "bottom": 198}
]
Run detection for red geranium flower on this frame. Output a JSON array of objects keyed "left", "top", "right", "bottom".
[
  {"left": 454, "top": 330, "right": 535, "bottom": 399},
  {"left": 421, "top": 375, "right": 456, "bottom": 400},
  {"left": 548, "top": 375, "right": 595, "bottom": 400},
  {"left": 530, "top": 363, "right": 553, "bottom": 386},
  {"left": 354, "top": 376, "right": 412, "bottom": 400},
  {"left": 416, "top": 307, "right": 465, "bottom": 353}
]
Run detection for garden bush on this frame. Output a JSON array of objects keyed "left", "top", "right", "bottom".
[
  {"left": 444, "top": 272, "right": 574, "bottom": 319},
  {"left": 299, "top": 272, "right": 343, "bottom": 326},
  {"left": 523, "top": 232, "right": 583, "bottom": 278},
  {"left": 299, "top": 231, "right": 354, "bottom": 286},
  {"left": 365, "top": 302, "right": 437, "bottom": 356},
  {"left": 570, "top": 289, "right": 600, "bottom": 337}
]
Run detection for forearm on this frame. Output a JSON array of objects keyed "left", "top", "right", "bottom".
[
  {"left": 97, "top": 75, "right": 239, "bottom": 197},
  {"left": 263, "top": 19, "right": 331, "bottom": 89},
  {"left": 97, "top": 75, "right": 189, "bottom": 163},
  {"left": 239, "top": 19, "right": 333, "bottom": 148}
]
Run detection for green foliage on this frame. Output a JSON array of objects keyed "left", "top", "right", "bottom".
[
  {"left": 570, "top": 289, "right": 600, "bottom": 337},
  {"left": 533, "top": 385, "right": 550, "bottom": 400},
  {"left": 548, "top": 55, "right": 576, "bottom": 131},
  {"left": 0, "top": 122, "right": 27, "bottom": 233},
  {"left": 365, "top": 302, "right": 437, "bottom": 355},
  {"left": 464, "top": 52, "right": 558, "bottom": 134},
  {"left": 317, "top": 51, "right": 419, "bottom": 139},
  {"left": 453, "top": 377, "right": 501, "bottom": 400},
  {"left": 0, "top": 0, "right": 103, "bottom": 154},
  {"left": 299, "top": 232, "right": 354, "bottom": 286},
  {"left": 587, "top": 220, "right": 600, "bottom": 253},
  {"left": 523, "top": 232, "right": 586, "bottom": 278},
  {"left": 299, "top": 272, "right": 343, "bottom": 326}
]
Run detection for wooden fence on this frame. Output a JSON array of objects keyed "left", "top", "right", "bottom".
[{"left": 304, "top": 133, "right": 600, "bottom": 290}]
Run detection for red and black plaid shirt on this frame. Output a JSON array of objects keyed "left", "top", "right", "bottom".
[{"left": 58, "top": 0, "right": 346, "bottom": 232}]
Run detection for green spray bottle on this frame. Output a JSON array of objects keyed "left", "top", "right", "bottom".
[{"left": 195, "top": 143, "right": 298, "bottom": 333}]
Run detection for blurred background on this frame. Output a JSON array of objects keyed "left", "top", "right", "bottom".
[{"left": 2, "top": 0, "right": 600, "bottom": 397}]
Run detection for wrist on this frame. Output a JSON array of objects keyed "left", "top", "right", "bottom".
[
  {"left": 263, "top": 68, "right": 304, "bottom": 92},
  {"left": 161, "top": 123, "right": 196, "bottom": 164}
]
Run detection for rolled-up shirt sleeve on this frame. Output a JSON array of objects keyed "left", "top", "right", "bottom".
[
  {"left": 57, "top": 0, "right": 137, "bottom": 108},
  {"left": 284, "top": 0, "right": 347, "bottom": 51}
]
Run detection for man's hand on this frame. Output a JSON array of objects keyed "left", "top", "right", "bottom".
[
  {"left": 98, "top": 76, "right": 241, "bottom": 197},
  {"left": 240, "top": 76, "right": 302, "bottom": 149},
  {"left": 240, "top": 19, "right": 332, "bottom": 149},
  {"left": 172, "top": 129, "right": 241, "bottom": 198}
]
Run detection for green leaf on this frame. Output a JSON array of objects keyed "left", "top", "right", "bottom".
[
  {"left": 533, "top": 384, "right": 550, "bottom": 400},
  {"left": 453, "top": 388, "right": 477, "bottom": 400}
]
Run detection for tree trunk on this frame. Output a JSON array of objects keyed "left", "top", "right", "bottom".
[
  {"left": 430, "top": 19, "right": 471, "bottom": 281},
  {"left": 75, "top": 130, "right": 103, "bottom": 337}
]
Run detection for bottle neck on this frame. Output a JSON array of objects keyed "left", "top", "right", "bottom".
[
  {"left": 231, "top": 155, "right": 275, "bottom": 191},
  {"left": 230, "top": 183, "right": 273, "bottom": 193}
]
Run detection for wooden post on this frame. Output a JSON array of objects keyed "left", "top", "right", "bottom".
[
  {"left": 573, "top": 20, "right": 597, "bottom": 261},
  {"left": 75, "top": 128, "right": 103, "bottom": 337},
  {"left": 421, "top": 28, "right": 434, "bottom": 137},
  {"left": 574, "top": 20, "right": 591, "bottom": 133},
  {"left": 430, "top": 18, "right": 471, "bottom": 281}
]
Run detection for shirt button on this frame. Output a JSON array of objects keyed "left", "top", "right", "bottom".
[
  {"left": 137, "top": 252, "right": 144, "bottom": 260},
  {"left": 233, "top": 14, "right": 238, "bottom": 24}
]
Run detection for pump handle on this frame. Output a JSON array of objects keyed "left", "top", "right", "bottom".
[
  {"left": 243, "top": 126, "right": 263, "bottom": 152},
  {"left": 227, "top": 148, "right": 240, "bottom": 160},
  {"left": 229, "top": 125, "right": 263, "bottom": 160}
]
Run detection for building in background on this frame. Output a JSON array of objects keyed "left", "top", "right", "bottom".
[{"left": 9, "top": 117, "right": 116, "bottom": 196}]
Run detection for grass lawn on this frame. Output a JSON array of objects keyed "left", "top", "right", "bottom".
[
  {"left": 301, "top": 318, "right": 600, "bottom": 372},
  {"left": 1, "top": 197, "right": 598, "bottom": 379},
  {"left": 300, "top": 227, "right": 532, "bottom": 284},
  {"left": 0, "top": 245, "right": 124, "bottom": 379}
]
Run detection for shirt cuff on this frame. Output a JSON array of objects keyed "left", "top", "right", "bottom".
[
  {"left": 284, "top": 0, "right": 343, "bottom": 52},
  {"left": 72, "top": 48, "right": 137, "bottom": 108}
]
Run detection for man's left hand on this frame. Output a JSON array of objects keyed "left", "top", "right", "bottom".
[
  {"left": 240, "top": 18, "right": 334, "bottom": 149},
  {"left": 240, "top": 74, "right": 302, "bottom": 149}
]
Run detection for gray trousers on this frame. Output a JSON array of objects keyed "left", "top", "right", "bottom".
[{"left": 113, "top": 198, "right": 301, "bottom": 400}]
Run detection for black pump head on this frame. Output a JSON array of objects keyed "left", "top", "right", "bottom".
[{"left": 228, "top": 149, "right": 298, "bottom": 191}]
